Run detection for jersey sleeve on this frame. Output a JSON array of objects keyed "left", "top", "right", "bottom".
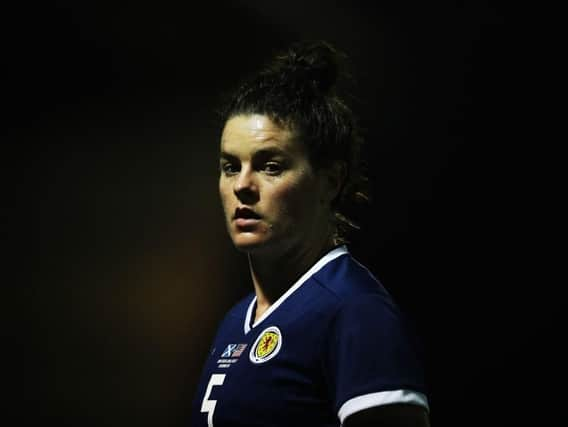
[{"left": 322, "top": 294, "right": 429, "bottom": 424}]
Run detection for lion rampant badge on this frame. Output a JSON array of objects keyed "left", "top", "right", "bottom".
[{"left": 249, "top": 326, "right": 282, "bottom": 364}]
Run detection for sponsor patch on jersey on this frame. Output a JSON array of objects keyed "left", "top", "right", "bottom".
[{"left": 249, "top": 326, "right": 282, "bottom": 364}]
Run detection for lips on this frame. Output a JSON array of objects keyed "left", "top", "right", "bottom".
[
  {"left": 234, "top": 207, "right": 261, "bottom": 220},
  {"left": 233, "top": 207, "right": 262, "bottom": 228}
]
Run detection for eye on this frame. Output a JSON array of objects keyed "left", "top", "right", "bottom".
[
  {"left": 220, "top": 161, "right": 239, "bottom": 176},
  {"left": 263, "top": 162, "right": 283, "bottom": 175}
]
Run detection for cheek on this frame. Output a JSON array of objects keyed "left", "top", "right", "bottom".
[
  {"left": 269, "top": 177, "right": 318, "bottom": 221},
  {"left": 219, "top": 180, "right": 232, "bottom": 213}
]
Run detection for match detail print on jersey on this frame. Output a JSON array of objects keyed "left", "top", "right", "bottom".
[
  {"left": 216, "top": 343, "right": 248, "bottom": 368},
  {"left": 249, "top": 326, "right": 282, "bottom": 364}
]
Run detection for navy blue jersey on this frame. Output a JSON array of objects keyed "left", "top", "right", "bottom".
[{"left": 191, "top": 246, "right": 428, "bottom": 426}]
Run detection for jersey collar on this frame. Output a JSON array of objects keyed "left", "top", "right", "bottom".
[{"left": 243, "top": 245, "right": 349, "bottom": 334}]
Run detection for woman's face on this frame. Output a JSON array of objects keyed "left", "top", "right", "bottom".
[{"left": 219, "top": 114, "right": 332, "bottom": 255}]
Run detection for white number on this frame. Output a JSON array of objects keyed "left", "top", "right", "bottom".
[{"left": 200, "top": 374, "right": 226, "bottom": 427}]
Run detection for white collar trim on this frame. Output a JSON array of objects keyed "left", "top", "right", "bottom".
[{"left": 243, "top": 245, "right": 348, "bottom": 334}]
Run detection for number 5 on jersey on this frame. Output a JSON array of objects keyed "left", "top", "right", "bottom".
[{"left": 200, "top": 374, "right": 226, "bottom": 427}]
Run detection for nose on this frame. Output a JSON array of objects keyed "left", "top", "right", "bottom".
[{"left": 233, "top": 166, "right": 259, "bottom": 203}]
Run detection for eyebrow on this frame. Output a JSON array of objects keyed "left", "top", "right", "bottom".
[{"left": 220, "top": 146, "right": 289, "bottom": 160}]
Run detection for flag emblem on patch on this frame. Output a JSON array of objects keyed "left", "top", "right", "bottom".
[
  {"left": 249, "top": 326, "right": 282, "bottom": 364},
  {"left": 221, "top": 343, "right": 248, "bottom": 358}
]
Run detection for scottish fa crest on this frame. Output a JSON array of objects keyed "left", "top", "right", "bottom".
[{"left": 249, "top": 326, "right": 282, "bottom": 364}]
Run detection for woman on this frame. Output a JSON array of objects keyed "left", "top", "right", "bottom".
[{"left": 191, "top": 41, "right": 430, "bottom": 427}]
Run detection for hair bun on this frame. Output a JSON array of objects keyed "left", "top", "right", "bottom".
[{"left": 266, "top": 40, "right": 344, "bottom": 96}]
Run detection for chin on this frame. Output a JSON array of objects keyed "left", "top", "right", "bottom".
[{"left": 231, "top": 233, "right": 273, "bottom": 254}]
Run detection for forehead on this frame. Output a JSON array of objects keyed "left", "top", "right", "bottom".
[{"left": 220, "top": 114, "right": 303, "bottom": 157}]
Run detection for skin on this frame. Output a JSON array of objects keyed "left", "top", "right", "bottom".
[
  {"left": 219, "top": 114, "right": 340, "bottom": 319},
  {"left": 218, "top": 114, "right": 430, "bottom": 427}
]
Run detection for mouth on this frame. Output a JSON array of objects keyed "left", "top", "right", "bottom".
[
  {"left": 233, "top": 207, "right": 262, "bottom": 220},
  {"left": 233, "top": 207, "right": 262, "bottom": 228}
]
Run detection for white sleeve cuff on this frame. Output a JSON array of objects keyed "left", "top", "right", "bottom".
[{"left": 338, "top": 389, "right": 429, "bottom": 424}]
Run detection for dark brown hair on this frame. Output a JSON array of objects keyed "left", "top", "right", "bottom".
[{"left": 220, "top": 40, "right": 370, "bottom": 243}]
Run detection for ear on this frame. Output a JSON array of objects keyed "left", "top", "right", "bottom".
[{"left": 321, "top": 162, "right": 346, "bottom": 204}]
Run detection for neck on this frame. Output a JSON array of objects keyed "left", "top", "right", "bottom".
[{"left": 248, "top": 238, "right": 336, "bottom": 322}]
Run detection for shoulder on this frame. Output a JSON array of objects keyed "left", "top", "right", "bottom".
[
  {"left": 306, "top": 252, "right": 420, "bottom": 357},
  {"left": 317, "top": 255, "right": 430, "bottom": 422},
  {"left": 213, "top": 292, "right": 254, "bottom": 335},
  {"left": 225, "top": 292, "right": 255, "bottom": 319},
  {"left": 312, "top": 252, "right": 399, "bottom": 315}
]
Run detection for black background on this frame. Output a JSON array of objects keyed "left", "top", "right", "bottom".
[{"left": 6, "top": 1, "right": 556, "bottom": 426}]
